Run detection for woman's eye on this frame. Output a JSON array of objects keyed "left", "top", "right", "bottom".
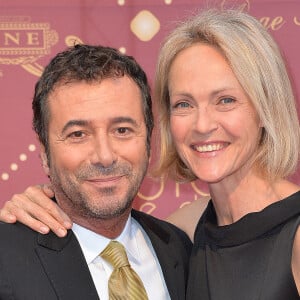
[
  {"left": 173, "top": 101, "right": 191, "bottom": 109},
  {"left": 220, "top": 97, "right": 235, "bottom": 104}
]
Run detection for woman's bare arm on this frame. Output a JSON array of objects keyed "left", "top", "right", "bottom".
[
  {"left": 1, "top": 186, "right": 210, "bottom": 241},
  {"left": 167, "top": 196, "right": 210, "bottom": 242}
]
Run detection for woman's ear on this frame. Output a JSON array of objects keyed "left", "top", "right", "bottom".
[{"left": 40, "top": 144, "right": 50, "bottom": 176}]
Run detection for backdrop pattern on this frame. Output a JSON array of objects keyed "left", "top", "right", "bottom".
[{"left": 1, "top": 0, "right": 300, "bottom": 219}]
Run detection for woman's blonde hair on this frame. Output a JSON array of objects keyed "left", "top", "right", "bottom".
[{"left": 154, "top": 8, "right": 300, "bottom": 182}]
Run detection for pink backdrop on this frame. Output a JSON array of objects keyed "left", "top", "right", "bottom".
[{"left": 1, "top": 0, "right": 300, "bottom": 219}]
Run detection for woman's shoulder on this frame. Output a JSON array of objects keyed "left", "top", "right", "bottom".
[{"left": 166, "top": 196, "right": 210, "bottom": 242}]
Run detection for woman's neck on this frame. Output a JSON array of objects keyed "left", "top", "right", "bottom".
[{"left": 208, "top": 173, "right": 298, "bottom": 226}]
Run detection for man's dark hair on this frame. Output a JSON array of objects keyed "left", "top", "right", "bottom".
[{"left": 32, "top": 44, "right": 153, "bottom": 155}]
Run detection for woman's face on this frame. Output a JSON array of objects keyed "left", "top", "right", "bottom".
[{"left": 168, "top": 43, "right": 262, "bottom": 184}]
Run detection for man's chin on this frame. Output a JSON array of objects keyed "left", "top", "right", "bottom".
[{"left": 79, "top": 200, "right": 133, "bottom": 220}]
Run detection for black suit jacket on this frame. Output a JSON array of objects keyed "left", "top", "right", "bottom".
[{"left": 0, "top": 209, "right": 192, "bottom": 300}]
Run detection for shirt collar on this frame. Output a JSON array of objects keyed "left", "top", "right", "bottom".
[{"left": 72, "top": 216, "right": 141, "bottom": 265}]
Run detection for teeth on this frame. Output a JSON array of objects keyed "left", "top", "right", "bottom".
[{"left": 195, "top": 144, "right": 223, "bottom": 153}]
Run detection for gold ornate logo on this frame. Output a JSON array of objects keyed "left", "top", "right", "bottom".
[
  {"left": 221, "top": 0, "right": 250, "bottom": 11},
  {"left": 0, "top": 16, "right": 58, "bottom": 76}
]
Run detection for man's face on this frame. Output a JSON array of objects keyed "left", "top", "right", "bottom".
[{"left": 41, "top": 76, "right": 149, "bottom": 224}]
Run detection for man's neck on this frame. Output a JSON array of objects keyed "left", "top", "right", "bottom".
[{"left": 70, "top": 208, "right": 132, "bottom": 239}]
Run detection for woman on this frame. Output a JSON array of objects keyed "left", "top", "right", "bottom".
[
  {"left": 154, "top": 9, "right": 300, "bottom": 299},
  {"left": 1, "top": 8, "right": 300, "bottom": 299}
]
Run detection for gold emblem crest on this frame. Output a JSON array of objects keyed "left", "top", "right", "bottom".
[{"left": 0, "top": 16, "right": 58, "bottom": 76}]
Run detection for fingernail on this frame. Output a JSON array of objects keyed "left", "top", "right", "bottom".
[
  {"left": 58, "top": 228, "right": 67, "bottom": 237},
  {"left": 39, "top": 226, "right": 49, "bottom": 234},
  {"left": 63, "top": 221, "right": 72, "bottom": 228},
  {"left": 8, "top": 215, "right": 16, "bottom": 222}
]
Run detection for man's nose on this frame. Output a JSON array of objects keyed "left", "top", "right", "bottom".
[{"left": 90, "top": 135, "right": 117, "bottom": 168}]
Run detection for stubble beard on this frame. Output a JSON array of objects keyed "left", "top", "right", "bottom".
[{"left": 48, "top": 161, "right": 148, "bottom": 221}]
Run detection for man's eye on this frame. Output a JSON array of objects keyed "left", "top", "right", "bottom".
[
  {"left": 116, "top": 127, "right": 130, "bottom": 134},
  {"left": 68, "top": 131, "right": 85, "bottom": 138}
]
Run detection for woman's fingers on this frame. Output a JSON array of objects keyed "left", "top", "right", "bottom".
[{"left": 0, "top": 184, "right": 72, "bottom": 237}]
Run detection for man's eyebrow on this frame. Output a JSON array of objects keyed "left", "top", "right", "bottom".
[
  {"left": 61, "top": 120, "right": 89, "bottom": 135},
  {"left": 111, "top": 117, "right": 139, "bottom": 127},
  {"left": 61, "top": 117, "right": 139, "bottom": 134}
]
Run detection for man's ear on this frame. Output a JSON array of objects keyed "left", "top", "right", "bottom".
[{"left": 40, "top": 144, "right": 50, "bottom": 176}]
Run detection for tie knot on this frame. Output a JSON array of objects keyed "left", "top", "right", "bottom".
[{"left": 100, "top": 241, "right": 130, "bottom": 269}]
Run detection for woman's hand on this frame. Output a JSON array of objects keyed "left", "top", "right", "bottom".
[{"left": 0, "top": 184, "right": 72, "bottom": 237}]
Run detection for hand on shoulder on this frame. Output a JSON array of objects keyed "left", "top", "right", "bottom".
[{"left": 0, "top": 184, "right": 72, "bottom": 237}]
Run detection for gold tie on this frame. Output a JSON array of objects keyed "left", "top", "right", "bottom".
[{"left": 100, "top": 241, "right": 148, "bottom": 300}]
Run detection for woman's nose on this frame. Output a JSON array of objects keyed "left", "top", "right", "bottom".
[{"left": 194, "top": 107, "right": 218, "bottom": 135}]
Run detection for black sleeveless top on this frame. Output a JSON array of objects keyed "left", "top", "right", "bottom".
[{"left": 186, "top": 191, "right": 300, "bottom": 300}]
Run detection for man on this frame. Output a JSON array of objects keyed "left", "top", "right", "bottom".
[{"left": 0, "top": 44, "right": 191, "bottom": 300}]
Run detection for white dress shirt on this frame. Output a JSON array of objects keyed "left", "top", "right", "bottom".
[{"left": 72, "top": 216, "right": 171, "bottom": 300}]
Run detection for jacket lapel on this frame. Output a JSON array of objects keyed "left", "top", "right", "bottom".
[
  {"left": 35, "top": 230, "right": 99, "bottom": 300},
  {"left": 132, "top": 210, "right": 187, "bottom": 300}
]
